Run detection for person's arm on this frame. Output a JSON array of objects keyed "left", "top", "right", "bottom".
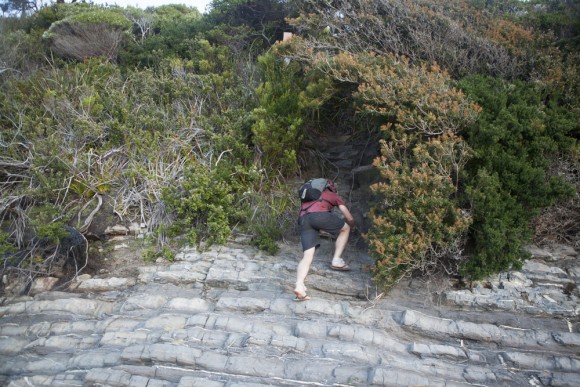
[{"left": 338, "top": 204, "right": 355, "bottom": 228}]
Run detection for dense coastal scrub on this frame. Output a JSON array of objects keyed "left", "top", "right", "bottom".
[{"left": 0, "top": 0, "right": 577, "bottom": 292}]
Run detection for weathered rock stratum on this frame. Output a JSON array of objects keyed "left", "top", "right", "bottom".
[{"left": 0, "top": 236, "right": 578, "bottom": 386}]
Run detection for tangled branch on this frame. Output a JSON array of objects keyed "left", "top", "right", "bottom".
[{"left": 287, "top": 0, "right": 526, "bottom": 79}]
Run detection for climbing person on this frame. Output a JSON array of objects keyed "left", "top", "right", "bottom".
[{"left": 294, "top": 179, "right": 356, "bottom": 301}]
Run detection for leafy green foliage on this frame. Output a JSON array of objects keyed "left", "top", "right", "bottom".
[
  {"left": 251, "top": 221, "right": 282, "bottom": 254},
  {"left": 28, "top": 205, "right": 70, "bottom": 244},
  {"left": 143, "top": 245, "right": 176, "bottom": 262},
  {"left": 285, "top": 2, "right": 577, "bottom": 289},
  {"left": 459, "top": 75, "right": 575, "bottom": 279},
  {"left": 2, "top": 0, "right": 286, "bottom": 295},
  {"left": 462, "top": 170, "right": 530, "bottom": 277},
  {"left": 244, "top": 180, "right": 296, "bottom": 255},
  {"left": 300, "top": 50, "right": 479, "bottom": 289},
  {"left": 0, "top": 0, "right": 577, "bottom": 293},
  {"left": 43, "top": 7, "right": 132, "bottom": 39},
  {"left": 0, "top": 28, "right": 47, "bottom": 77},
  {"left": 41, "top": 7, "right": 133, "bottom": 61},
  {"left": 162, "top": 164, "right": 237, "bottom": 247},
  {"left": 66, "top": 9, "right": 132, "bottom": 29},
  {"left": 119, "top": 5, "right": 203, "bottom": 68},
  {"left": 288, "top": 0, "right": 535, "bottom": 79},
  {"left": 250, "top": 52, "right": 305, "bottom": 176},
  {"left": 204, "top": 0, "right": 290, "bottom": 49},
  {"left": 1, "top": 40, "right": 261, "bottom": 264}
]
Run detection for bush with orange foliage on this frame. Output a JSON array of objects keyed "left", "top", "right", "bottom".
[{"left": 309, "top": 50, "right": 480, "bottom": 289}]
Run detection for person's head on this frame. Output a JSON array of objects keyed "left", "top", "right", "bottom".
[{"left": 326, "top": 179, "right": 337, "bottom": 192}]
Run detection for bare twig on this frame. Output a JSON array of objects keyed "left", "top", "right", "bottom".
[{"left": 78, "top": 194, "right": 103, "bottom": 234}]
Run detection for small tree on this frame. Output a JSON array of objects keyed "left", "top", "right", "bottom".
[{"left": 250, "top": 51, "right": 305, "bottom": 176}]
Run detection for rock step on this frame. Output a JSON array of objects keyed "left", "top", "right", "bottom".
[
  {"left": 6, "top": 288, "right": 577, "bottom": 353},
  {"left": 7, "top": 367, "right": 580, "bottom": 387},
  {"left": 0, "top": 342, "right": 478, "bottom": 386},
  {"left": 3, "top": 309, "right": 578, "bottom": 375},
  {"left": 2, "top": 367, "right": 476, "bottom": 387},
  {"left": 0, "top": 346, "right": 497, "bottom": 387},
  {"left": 0, "top": 297, "right": 115, "bottom": 318},
  {"left": 397, "top": 309, "right": 580, "bottom": 354},
  {"left": 1, "top": 242, "right": 579, "bottom": 386},
  {"left": 1, "top": 292, "right": 578, "bottom": 386}
]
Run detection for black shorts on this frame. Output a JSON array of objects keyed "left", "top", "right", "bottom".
[{"left": 299, "top": 212, "right": 346, "bottom": 251}]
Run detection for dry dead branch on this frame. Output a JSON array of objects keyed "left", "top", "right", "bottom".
[{"left": 78, "top": 194, "right": 103, "bottom": 234}]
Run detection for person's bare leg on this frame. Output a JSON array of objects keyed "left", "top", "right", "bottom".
[
  {"left": 331, "top": 223, "right": 350, "bottom": 267},
  {"left": 295, "top": 247, "right": 315, "bottom": 299}
]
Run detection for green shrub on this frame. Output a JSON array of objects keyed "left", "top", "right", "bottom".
[
  {"left": 368, "top": 135, "right": 472, "bottom": 289},
  {"left": 245, "top": 181, "right": 296, "bottom": 255},
  {"left": 251, "top": 219, "right": 282, "bottom": 255},
  {"left": 45, "top": 9, "right": 133, "bottom": 36},
  {"left": 119, "top": 6, "right": 202, "bottom": 68},
  {"left": 462, "top": 169, "right": 531, "bottom": 277},
  {"left": 162, "top": 164, "right": 238, "bottom": 247},
  {"left": 144, "top": 245, "right": 175, "bottom": 262},
  {"left": 250, "top": 52, "right": 305, "bottom": 176},
  {"left": 459, "top": 75, "right": 575, "bottom": 279}
]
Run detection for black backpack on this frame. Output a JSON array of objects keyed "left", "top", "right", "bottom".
[
  {"left": 298, "top": 178, "right": 328, "bottom": 202},
  {"left": 297, "top": 178, "right": 337, "bottom": 221}
]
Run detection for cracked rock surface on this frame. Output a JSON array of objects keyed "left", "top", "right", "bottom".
[{"left": 0, "top": 237, "right": 578, "bottom": 387}]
